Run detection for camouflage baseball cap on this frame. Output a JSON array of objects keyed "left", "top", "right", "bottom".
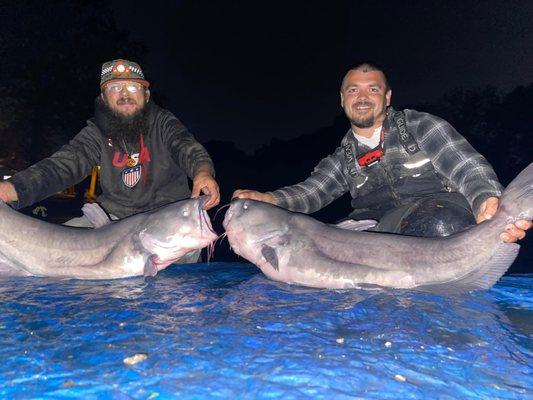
[{"left": 100, "top": 59, "right": 150, "bottom": 88}]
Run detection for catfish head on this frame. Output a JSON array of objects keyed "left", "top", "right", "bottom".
[
  {"left": 139, "top": 197, "right": 218, "bottom": 270},
  {"left": 223, "top": 199, "right": 291, "bottom": 276}
]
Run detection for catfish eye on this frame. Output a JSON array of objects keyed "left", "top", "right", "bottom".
[
  {"left": 182, "top": 209, "right": 189, "bottom": 217},
  {"left": 243, "top": 203, "right": 248, "bottom": 210}
]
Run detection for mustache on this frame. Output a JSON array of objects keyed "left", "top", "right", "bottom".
[
  {"left": 117, "top": 98, "right": 137, "bottom": 105},
  {"left": 353, "top": 101, "right": 374, "bottom": 108}
]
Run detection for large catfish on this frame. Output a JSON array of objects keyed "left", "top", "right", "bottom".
[
  {"left": 223, "top": 164, "right": 532, "bottom": 293},
  {"left": 0, "top": 197, "right": 217, "bottom": 279}
]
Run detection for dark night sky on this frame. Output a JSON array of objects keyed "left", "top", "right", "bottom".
[{"left": 110, "top": 0, "right": 533, "bottom": 153}]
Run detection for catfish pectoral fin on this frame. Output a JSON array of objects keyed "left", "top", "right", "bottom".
[
  {"left": 143, "top": 257, "right": 158, "bottom": 277},
  {"left": 261, "top": 245, "right": 279, "bottom": 271}
]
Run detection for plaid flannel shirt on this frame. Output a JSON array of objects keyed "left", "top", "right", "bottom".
[{"left": 271, "top": 107, "right": 503, "bottom": 215}]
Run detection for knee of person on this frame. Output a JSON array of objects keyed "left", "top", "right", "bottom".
[{"left": 398, "top": 198, "right": 476, "bottom": 238}]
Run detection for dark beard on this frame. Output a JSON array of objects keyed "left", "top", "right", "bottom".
[
  {"left": 349, "top": 101, "right": 377, "bottom": 129},
  {"left": 350, "top": 116, "right": 375, "bottom": 129},
  {"left": 103, "top": 102, "right": 150, "bottom": 154}
]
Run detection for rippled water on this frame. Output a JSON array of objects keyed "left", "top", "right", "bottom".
[{"left": 0, "top": 262, "right": 531, "bottom": 399}]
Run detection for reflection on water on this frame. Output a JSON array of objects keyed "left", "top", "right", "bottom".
[{"left": 0, "top": 262, "right": 531, "bottom": 399}]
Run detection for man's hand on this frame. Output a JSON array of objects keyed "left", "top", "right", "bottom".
[
  {"left": 0, "top": 181, "right": 18, "bottom": 203},
  {"left": 475, "top": 196, "right": 499, "bottom": 224},
  {"left": 476, "top": 196, "right": 531, "bottom": 243},
  {"left": 191, "top": 170, "right": 220, "bottom": 210},
  {"left": 232, "top": 189, "right": 277, "bottom": 205}
]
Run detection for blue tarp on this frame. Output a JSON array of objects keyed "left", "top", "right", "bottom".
[{"left": 0, "top": 262, "right": 531, "bottom": 399}]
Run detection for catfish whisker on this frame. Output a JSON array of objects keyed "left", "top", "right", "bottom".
[
  {"left": 214, "top": 203, "right": 231, "bottom": 221},
  {"left": 206, "top": 242, "right": 215, "bottom": 262},
  {"left": 214, "top": 232, "right": 228, "bottom": 247}
]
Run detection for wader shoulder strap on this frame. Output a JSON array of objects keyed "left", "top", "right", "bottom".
[
  {"left": 341, "top": 109, "right": 423, "bottom": 179},
  {"left": 392, "top": 111, "right": 420, "bottom": 155},
  {"left": 342, "top": 140, "right": 360, "bottom": 177}
]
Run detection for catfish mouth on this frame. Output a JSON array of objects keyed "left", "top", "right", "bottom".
[
  {"left": 222, "top": 199, "right": 244, "bottom": 230},
  {"left": 197, "top": 197, "right": 215, "bottom": 235},
  {"left": 221, "top": 214, "right": 241, "bottom": 243},
  {"left": 220, "top": 214, "right": 242, "bottom": 253}
]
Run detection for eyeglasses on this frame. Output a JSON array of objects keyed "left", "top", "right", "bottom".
[{"left": 104, "top": 82, "right": 144, "bottom": 94}]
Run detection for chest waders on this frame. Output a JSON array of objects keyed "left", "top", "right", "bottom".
[{"left": 343, "top": 110, "right": 476, "bottom": 237}]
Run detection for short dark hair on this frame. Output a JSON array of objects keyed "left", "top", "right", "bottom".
[{"left": 341, "top": 62, "right": 390, "bottom": 91}]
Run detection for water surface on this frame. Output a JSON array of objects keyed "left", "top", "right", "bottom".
[{"left": 0, "top": 262, "right": 531, "bottom": 399}]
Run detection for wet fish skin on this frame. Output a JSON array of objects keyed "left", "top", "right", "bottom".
[
  {"left": 223, "top": 164, "right": 532, "bottom": 293},
  {"left": 0, "top": 197, "right": 218, "bottom": 279}
]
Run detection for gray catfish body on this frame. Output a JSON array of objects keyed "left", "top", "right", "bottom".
[
  {"left": 223, "top": 163, "right": 532, "bottom": 293},
  {"left": 0, "top": 197, "right": 217, "bottom": 279}
]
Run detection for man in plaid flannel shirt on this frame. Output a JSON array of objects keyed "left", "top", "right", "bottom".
[{"left": 233, "top": 63, "right": 530, "bottom": 242}]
